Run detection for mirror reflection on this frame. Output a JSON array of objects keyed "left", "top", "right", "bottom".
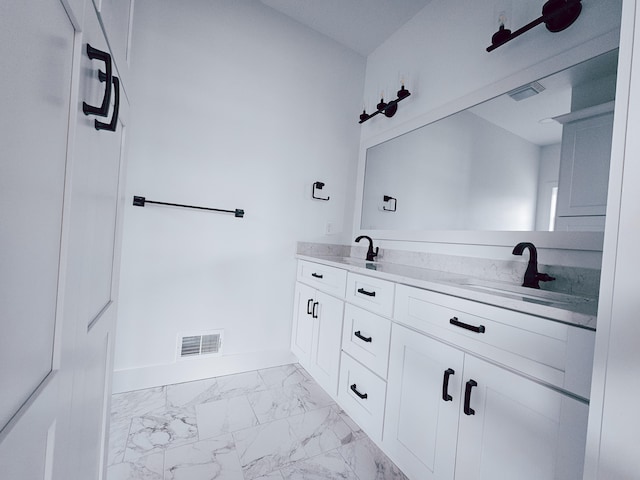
[{"left": 361, "top": 49, "right": 618, "bottom": 233}]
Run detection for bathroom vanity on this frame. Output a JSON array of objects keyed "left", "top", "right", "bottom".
[{"left": 291, "top": 254, "right": 596, "bottom": 480}]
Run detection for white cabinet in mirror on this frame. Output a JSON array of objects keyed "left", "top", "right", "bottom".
[{"left": 356, "top": 49, "right": 618, "bottom": 250}]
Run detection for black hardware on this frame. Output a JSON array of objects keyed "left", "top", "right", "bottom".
[
  {"left": 450, "top": 317, "right": 485, "bottom": 334},
  {"left": 355, "top": 235, "right": 378, "bottom": 261},
  {"left": 312, "top": 302, "right": 319, "bottom": 319},
  {"left": 357, "top": 288, "right": 376, "bottom": 297},
  {"left": 133, "top": 196, "right": 245, "bottom": 218},
  {"left": 82, "top": 44, "right": 112, "bottom": 117},
  {"left": 512, "top": 242, "right": 556, "bottom": 289},
  {"left": 442, "top": 368, "right": 455, "bottom": 402},
  {"left": 350, "top": 384, "right": 368, "bottom": 399},
  {"left": 487, "top": 0, "right": 582, "bottom": 52},
  {"left": 383, "top": 195, "right": 397, "bottom": 212},
  {"left": 306, "top": 299, "right": 314, "bottom": 315},
  {"left": 311, "top": 273, "right": 323, "bottom": 279},
  {"left": 359, "top": 84, "right": 411, "bottom": 124},
  {"left": 312, "top": 181, "right": 330, "bottom": 201},
  {"left": 464, "top": 380, "right": 478, "bottom": 415},
  {"left": 354, "top": 331, "right": 372, "bottom": 343},
  {"left": 94, "top": 76, "right": 120, "bottom": 132}
]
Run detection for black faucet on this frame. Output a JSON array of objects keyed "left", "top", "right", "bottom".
[
  {"left": 355, "top": 235, "right": 378, "bottom": 262},
  {"left": 512, "top": 242, "right": 556, "bottom": 289}
]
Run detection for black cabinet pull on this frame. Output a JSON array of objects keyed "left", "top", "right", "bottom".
[
  {"left": 82, "top": 44, "right": 112, "bottom": 117},
  {"left": 354, "top": 331, "right": 372, "bottom": 343},
  {"left": 306, "top": 298, "right": 314, "bottom": 315},
  {"left": 464, "top": 379, "right": 478, "bottom": 415},
  {"left": 350, "top": 384, "right": 368, "bottom": 399},
  {"left": 312, "top": 301, "right": 319, "bottom": 319},
  {"left": 357, "top": 288, "right": 376, "bottom": 297},
  {"left": 450, "top": 317, "right": 485, "bottom": 334},
  {"left": 94, "top": 76, "right": 119, "bottom": 132},
  {"left": 442, "top": 368, "right": 455, "bottom": 401},
  {"left": 311, "top": 273, "right": 323, "bottom": 279}
]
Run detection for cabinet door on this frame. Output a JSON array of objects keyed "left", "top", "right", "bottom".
[
  {"left": 308, "top": 291, "right": 344, "bottom": 396},
  {"left": 383, "top": 325, "right": 464, "bottom": 480},
  {"left": 93, "top": 0, "right": 135, "bottom": 86},
  {"left": 455, "top": 355, "right": 589, "bottom": 480},
  {"left": 291, "top": 282, "right": 316, "bottom": 367}
]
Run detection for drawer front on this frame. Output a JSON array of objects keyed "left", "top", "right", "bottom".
[
  {"left": 394, "top": 285, "right": 578, "bottom": 393},
  {"left": 337, "top": 352, "right": 387, "bottom": 442},
  {"left": 342, "top": 304, "right": 391, "bottom": 379},
  {"left": 346, "top": 273, "right": 395, "bottom": 317},
  {"left": 297, "top": 260, "right": 347, "bottom": 298}
]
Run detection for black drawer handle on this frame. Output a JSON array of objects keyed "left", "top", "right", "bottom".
[
  {"left": 354, "top": 331, "right": 372, "bottom": 343},
  {"left": 442, "top": 368, "right": 455, "bottom": 401},
  {"left": 311, "top": 272, "right": 323, "bottom": 279},
  {"left": 357, "top": 288, "right": 376, "bottom": 297},
  {"left": 464, "top": 379, "right": 478, "bottom": 415},
  {"left": 82, "top": 44, "right": 112, "bottom": 118},
  {"left": 450, "top": 317, "right": 485, "bottom": 334},
  {"left": 312, "top": 301, "right": 319, "bottom": 319},
  {"left": 350, "top": 384, "right": 368, "bottom": 399},
  {"left": 94, "top": 76, "right": 120, "bottom": 132},
  {"left": 306, "top": 298, "right": 314, "bottom": 315}
]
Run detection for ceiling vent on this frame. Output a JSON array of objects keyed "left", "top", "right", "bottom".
[
  {"left": 177, "top": 331, "right": 223, "bottom": 359},
  {"left": 507, "top": 81, "right": 546, "bottom": 101}
]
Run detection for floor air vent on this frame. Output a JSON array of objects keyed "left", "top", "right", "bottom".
[{"left": 178, "top": 331, "right": 223, "bottom": 359}]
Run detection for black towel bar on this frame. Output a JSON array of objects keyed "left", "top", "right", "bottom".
[{"left": 133, "top": 196, "right": 244, "bottom": 218}]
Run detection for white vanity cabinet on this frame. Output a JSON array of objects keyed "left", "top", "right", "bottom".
[
  {"left": 385, "top": 285, "right": 593, "bottom": 480},
  {"left": 291, "top": 261, "right": 346, "bottom": 396}
]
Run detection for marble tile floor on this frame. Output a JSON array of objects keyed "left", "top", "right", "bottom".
[{"left": 107, "top": 363, "right": 408, "bottom": 480}]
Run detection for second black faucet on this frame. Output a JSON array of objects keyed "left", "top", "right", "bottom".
[
  {"left": 512, "top": 242, "right": 555, "bottom": 289},
  {"left": 355, "top": 235, "right": 378, "bottom": 262}
]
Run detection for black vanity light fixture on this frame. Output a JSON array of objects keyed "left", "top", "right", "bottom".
[
  {"left": 359, "top": 83, "right": 411, "bottom": 124},
  {"left": 487, "top": 0, "right": 582, "bottom": 52},
  {"left": 312, "top": 181, "right": 330, "bottom": 201},
  {"left": 383, "top": 195, "right": 397, "bottom": 212}
]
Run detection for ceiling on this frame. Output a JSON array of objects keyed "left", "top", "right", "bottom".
[{"left": 259, "top": 0, "right": 433, "bottom": 56}]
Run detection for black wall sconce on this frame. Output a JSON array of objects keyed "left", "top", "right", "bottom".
[
  {"left": 383, "top": 195, "right": 397, "bottom": 212},
  {"left": 359, "top": 84, "right": 411, "bottom": 124},
  {"left": 487, "top": 0, "right": 582, "bottom": 52},
  {"left": 312, "top": 181, "right": 330, "bottom": 201}
]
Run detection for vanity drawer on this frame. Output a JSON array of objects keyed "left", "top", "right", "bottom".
[
  {"left": 297, "top": 260, "right": 347, "bottom": 298},
  {"left": 342, "top": 304, "right": 391, "bottom": 379},
  {"left": 337, "top": 352, "right": 387, "bottom": 442},
  {"left": 346, "top": 273, "right": 395, "bottom": 317},
  {"left": 394, "top": 284, "right": 595, "bottom": 397}
]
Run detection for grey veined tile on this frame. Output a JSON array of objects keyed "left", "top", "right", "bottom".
[
  {"left": 166, "top": 377, "right": 218, "bottom": 408},
  {"left": 111, "top": 386, "right": 166, "bottom": 423},
  {"left": 196, "top": 396, "right": 259, "bottom": 439},
  {"left": 106, "top": 452, "right": 164, "bottom": 480},
  {"left": 280, "top": 450, "right": 358, "bottom": 480},
  {"left": 258, "top": 365, "right": 311, "bottom": 389},
  {"left": 214, "top": 371, "right": 268, "bottom": 399},
  {"left": 124, "top": 407, "right": 198, "bottom": 461},
  {"left": 164, "top": 434, "right": 244, "bottom": 480},
  {"left": 233, "top": 418, "right": 307, "bottom": 479},
  {"left": 287, "top": 406, "right": 355, "bottom": 457},
  {"left": 108, "top": 418, "right": 132, "bottom": 466},
  {"left": 339, "top": 437, "right": 408, "bottom": 480},
  {"left": 247, "top": 386, "right": 307, "bottom": 424}
]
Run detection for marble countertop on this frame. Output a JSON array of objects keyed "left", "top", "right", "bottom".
[{"left": 297, "top": 254, "right": 598, "bottom": 331}]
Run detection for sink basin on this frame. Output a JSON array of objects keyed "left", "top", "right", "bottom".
[{"left": 459, "top": 280, "right": 595, "bottom": 306}]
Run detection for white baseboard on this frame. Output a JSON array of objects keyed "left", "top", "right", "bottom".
[{"left": 111, "top": 349, "right": 297, "bottom": 394}]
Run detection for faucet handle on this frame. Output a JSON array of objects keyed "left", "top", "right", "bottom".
[{"left": 536, "top": 273, "right": 555, "bottom": 282}]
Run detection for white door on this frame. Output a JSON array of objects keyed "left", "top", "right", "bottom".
[
  {"left": 455, "top": 355, "right": 589, "bottom": 480},
  {"left": 291, "top": 282, "right": 316, "bottom": 367},
  {"left": 383, "top": 325, "right": 464, "bottom": 480},
  {"left": 0, "top": 0, "right": 78, "bottom": 478},
  {"left": 308, "top": 291, "right": 344, "bottom": 396},
  {"left": 56, "top": 7, "right": 129, "bottom": 479}
]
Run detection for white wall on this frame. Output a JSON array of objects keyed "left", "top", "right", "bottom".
[
  {"left": 113, "top": 0, "right": 365, "bottom": 391},
  {"left": 355, "top": 0, "right": 622, "bottom": 266}
]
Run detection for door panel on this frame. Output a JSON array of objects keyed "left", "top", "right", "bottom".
[
  {"left": 309, "top": 291, "right": 343, "bottom": 395},
  {"left": 291, "top": 283, "right": 315, "bottom": 367}
]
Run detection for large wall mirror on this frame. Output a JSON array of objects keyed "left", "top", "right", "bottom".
[{"left": 358, "top": 49, "right": 618, "bottom": 249}]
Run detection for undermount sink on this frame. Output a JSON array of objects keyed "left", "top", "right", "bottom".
[{"left": 459, "top": 280, "right": 594, "bottom": 306}]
